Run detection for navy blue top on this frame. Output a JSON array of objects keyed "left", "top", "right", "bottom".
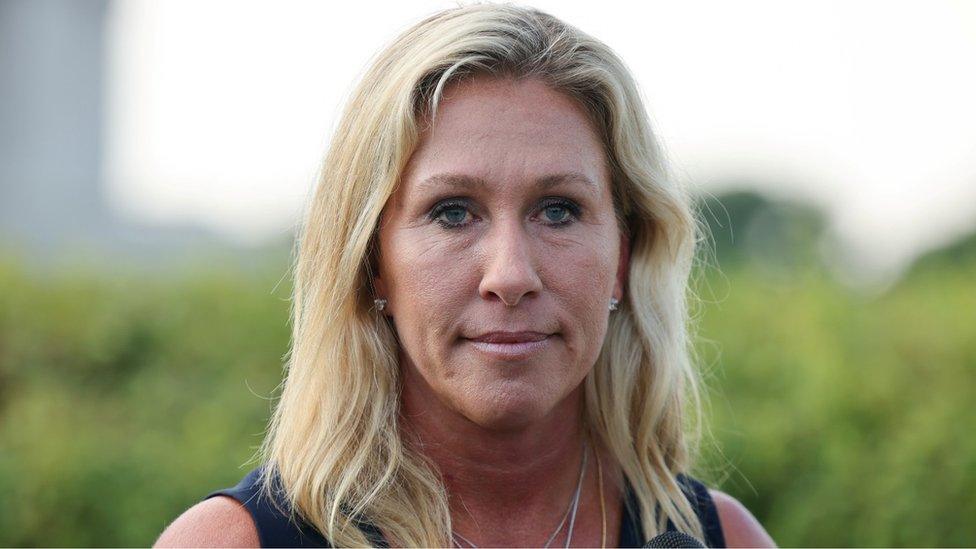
[{"left": 207, "top": 466, "right": 726, "bottom": 547}]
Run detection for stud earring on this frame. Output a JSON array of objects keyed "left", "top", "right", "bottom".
[
  {"left": 609, "top": 298, "right": 619, "bottom": 311},
  {"left": 374, "top": 298, "right": 387, "bottom": 312}
]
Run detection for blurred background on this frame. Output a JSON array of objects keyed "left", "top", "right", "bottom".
[{"left": 1, "top": 0, "right": 973, "bottom": 545}]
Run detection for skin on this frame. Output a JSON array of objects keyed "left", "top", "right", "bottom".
[
  {"left": 154, "top": 74, "right": 776, "bottom": 548},
  {"left": 374, "top": 74, "right": 628, "bottom": 546},
  {"left": 375, "top": 75, "right": 626, "bottom": 433}
]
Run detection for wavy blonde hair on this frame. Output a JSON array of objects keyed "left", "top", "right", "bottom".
[{"left": 259, "top": 3, "right": 706, "bottom": 546}]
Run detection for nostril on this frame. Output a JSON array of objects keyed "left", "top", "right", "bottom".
[
  {"left": 480, "top": 269, "right": 541, "bottom": 307},
  {"left": 477, "top": 225, "right": 544, "bottom": 307}
]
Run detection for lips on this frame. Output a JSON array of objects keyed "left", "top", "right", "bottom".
[
  {"left": 468, "top": 331, "right": 550, "bottom": 344},
  {"left": 464, "top": 331, "right": 553, "bottom": 360}
]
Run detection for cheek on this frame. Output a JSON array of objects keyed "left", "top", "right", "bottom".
[
  {"left": 540, "top": 235, "right": 618, "bottom": 353},
  {"left": 381, "top": 231, "right": 475, "bottom": 352},
  {"left": 381, "top": 223, "right": 618, "bottom": 370}
]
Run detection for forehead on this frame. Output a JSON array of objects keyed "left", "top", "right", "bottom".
[{"left": 400, "top": 75, "right": 610, "bottom": 196}]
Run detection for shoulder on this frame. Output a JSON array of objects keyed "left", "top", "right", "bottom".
[
  {"left": 707, "top": 489, "right": 777, "bottom": 548},
  {"left": 154, "top": 495, "right": 261, "bottom": 548}
]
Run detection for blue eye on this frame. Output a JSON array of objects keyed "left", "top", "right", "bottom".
[
  {"left": 543, "top": 205, "right": 570, "bottom": 223},
  {"left": 429, "top": 198, "right": 580, "bottom": 229},
  {"left": 538, "top": 198, "right": 580, "bottom": 226},
  {"left": 430, "top": 200, "right": 473, "bottom": 228},
  {"left": 442, "top": 207, "right": 468, "bottom": 224}
]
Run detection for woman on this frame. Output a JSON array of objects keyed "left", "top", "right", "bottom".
[{"left": 157, "top": 4, "right": 775, "bottom": 547}]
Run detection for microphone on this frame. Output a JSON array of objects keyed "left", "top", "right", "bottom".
[{"left": 642, "top": 531, "right": 706, "bottom": 548}]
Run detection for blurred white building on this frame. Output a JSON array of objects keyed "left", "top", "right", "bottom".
[{"left": 0, "top": 0, "right": 241, "bottom": 268}]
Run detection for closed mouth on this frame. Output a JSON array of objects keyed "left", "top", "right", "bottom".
[
  {"left": 467, "top": 331, "right": 550, "bottom": 344},
  {"left": 464, "top": 332, "right": 553, "bottom": 360}
]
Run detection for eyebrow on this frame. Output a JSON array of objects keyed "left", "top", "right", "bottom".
[{"left": 417, "top": 172, "right": 598, "bottom": 193}]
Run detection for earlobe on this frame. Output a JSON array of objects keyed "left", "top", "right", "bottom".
[{"left": 372, "top": 275, "right": 390, "bottom": 315}]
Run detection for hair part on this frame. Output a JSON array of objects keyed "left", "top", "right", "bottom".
[{"left": 259, "top": 4, "right": 707, "bottom": 546}]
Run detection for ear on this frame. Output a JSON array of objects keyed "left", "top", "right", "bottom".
[{"left": 613, "top": 229, "right": 630, "bottom": 301}]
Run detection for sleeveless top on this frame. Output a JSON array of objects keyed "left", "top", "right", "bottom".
[{"left": 206, "top": 466, "right": 726, "bottom": 548}]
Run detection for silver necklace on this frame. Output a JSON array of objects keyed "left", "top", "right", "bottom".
[{"left": 452, "top": 441, "right": 589, "bottom": 548}]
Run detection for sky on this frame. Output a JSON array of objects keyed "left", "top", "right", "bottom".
[{"left": 103, "top": 0, "right": 976, "bottom": 281}]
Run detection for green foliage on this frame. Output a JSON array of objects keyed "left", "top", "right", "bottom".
[
  {"left": 0, "top": 262, "right": 290, "bottom": 546},
  {"left": 907, "top": 229, "right": 976, "bottom": 275},
  {"left": 695, "top": 190, "right": 829, "bottom": 273},
  {"left": 0, "top": 258, "right": 973, "bottom": 546},
  {"left": 691, "top": 264, "right": 976, "bottom": 546}
]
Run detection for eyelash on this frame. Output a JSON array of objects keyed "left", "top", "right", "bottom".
[{"left": 428, "top": 198, "right": 582, "bottom": 229}]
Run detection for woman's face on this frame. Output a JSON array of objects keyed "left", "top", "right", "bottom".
[{"left": 375, "top": 75, "right": 628, "bottom": 431}]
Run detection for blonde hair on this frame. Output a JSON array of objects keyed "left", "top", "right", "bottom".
[{"left": 259, "top": 3, "right": 706, "bottom": 546}]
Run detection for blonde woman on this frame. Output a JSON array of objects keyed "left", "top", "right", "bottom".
[{"left": 157, "top": 4, "right": 775, "bottom": 548}]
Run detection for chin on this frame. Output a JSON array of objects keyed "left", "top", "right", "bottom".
[{"left": 460, "top": 383, "right": 560, "bottom": 431}]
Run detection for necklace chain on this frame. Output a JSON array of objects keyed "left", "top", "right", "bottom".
[
  {"left": 451, "top": 440, "right": 593, "bottom": 548},
  {"left": 561, "top": 443, "right": 586, "bottom": 548}
]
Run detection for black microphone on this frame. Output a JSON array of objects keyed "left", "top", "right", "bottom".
[{"left": 642, "top": 531, "right": 706, "bottom": 548}]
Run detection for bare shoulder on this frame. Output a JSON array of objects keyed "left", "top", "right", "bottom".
[
  {"left": 708, "top": 489, "right": 777, "bottom": 548},
  {"left": 154, "top": 496, "right": 260, "bottom": 548}
]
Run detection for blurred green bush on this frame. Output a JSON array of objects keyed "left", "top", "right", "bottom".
[{"left": 0, "top": 259, "right": 972, "bottom": 546}]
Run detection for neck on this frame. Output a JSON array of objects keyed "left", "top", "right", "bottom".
[{"left": 399, "top": 365, "right": 590, "bottom": 543}]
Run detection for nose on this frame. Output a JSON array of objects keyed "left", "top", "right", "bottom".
[{"left": 477, "top": 219, "right": 543, "bottom": 307}]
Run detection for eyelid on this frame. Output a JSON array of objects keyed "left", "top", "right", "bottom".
[
  {"left": 428, "top": 197, "right": 471, "bottom": 216},
  {"left": 535, "top": 197, "right": 582, "bottom": 223},
  {"left": 428, "top": 197, "right": 476, "bottom": 227}
]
